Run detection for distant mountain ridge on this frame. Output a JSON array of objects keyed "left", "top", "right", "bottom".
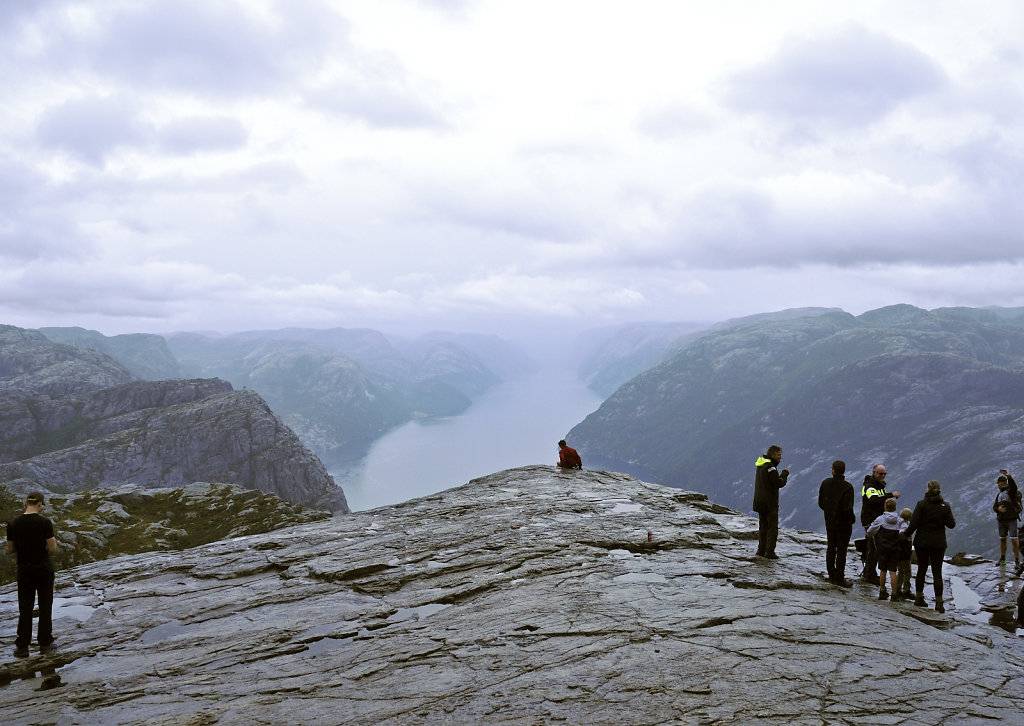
[
  {"left": 161, "top": 327, "right": 534, "bottom": 466},
  {"left": 569, "top": 305, "right": 1024, "bottom": 554},
  {"left": 38, "top": 327, "right": 183, "bottom": 380}
]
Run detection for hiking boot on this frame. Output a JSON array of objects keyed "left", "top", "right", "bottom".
[
  {"left": 878, "top": 588, "right": 889, "bottom": 600},
  {"left": 934, "top": 598, "right": 945, "bottom": 613},
  {"left": 999, "top": 559, "right": 1007, "bottom": 566},
  {"left": 39, "top": 643, "right": 55, "bottom": 654},
  {"left": 834, "top": 578, "right": 852, "bottom": 588},
  {"left": 764, "top": 552, "right": 780, "bottom": 560},
  {"left": 13, "top": 646, "right": 29, "bottom": 658},
  {"left": 914, "top": 594, "right": 927, "bottom": 607}
]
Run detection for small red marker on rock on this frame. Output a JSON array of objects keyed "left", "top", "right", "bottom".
[{"left": 647, "top": 531, "right": 652, "bottom": 542}]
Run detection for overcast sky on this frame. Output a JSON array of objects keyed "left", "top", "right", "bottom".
[{"left": 3, "top": 0, "right": 1024, "bottom": 338}]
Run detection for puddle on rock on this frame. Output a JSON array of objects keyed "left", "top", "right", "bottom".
[
  {"left": 52, "top": 596, "right": 100, "bottom": 622},
  {"left": 949, "top": 574, "right": 1019, "bottom": 634},
  {"left": 387, "top": 603, "right": 451, "bottom": 623},
  {"left": 305, "top": 637, "right": 348, "bottom": 656},
  {"left": 602, "top": 500, "right": 643, "bottom": 514},
  {"left": 140, "top": 619, "right": 202, "bottom": 645}
]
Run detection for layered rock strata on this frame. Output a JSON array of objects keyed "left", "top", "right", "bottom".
[{"left": 0, "top": 466, "right": 1021, "bottom": 725}]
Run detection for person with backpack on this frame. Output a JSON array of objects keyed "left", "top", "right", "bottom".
[
  {"left": 556, "top": 440, "right": 582, "bottom": 470},
  {"left": 818, "top": 459, "right": 856, "bottom": 586},
  {"left": 993, "top": 470, "right": 1021, "bottom": 567},
  {"left": 752, "top": 445, "right": 789, "bottom": 560},
  {"left": 906, "top": 479, "right": 956, "bottom": 613},
  {"left": 867, "top": 498, "right": 906, "bottom": 601}
]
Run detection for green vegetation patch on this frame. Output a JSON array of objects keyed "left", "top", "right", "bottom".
[{"left": 0, "top": 483, "right": 331, "bottom": 586}]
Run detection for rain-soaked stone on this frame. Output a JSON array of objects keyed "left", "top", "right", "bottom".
[{"left": 2, "top": 465, "right": 1024, "bottom": 725}]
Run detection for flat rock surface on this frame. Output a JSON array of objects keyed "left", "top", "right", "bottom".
[{"left": 2, "top": 466, "right": 1023, "bottom": 725}]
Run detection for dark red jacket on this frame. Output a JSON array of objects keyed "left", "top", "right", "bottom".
[{"left": 558, "top": 446, "right": 582, "bottom": 469}]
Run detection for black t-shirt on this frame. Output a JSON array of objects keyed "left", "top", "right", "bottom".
[{"left": 6, "top": 513, "right": 55, "bottom": 569}]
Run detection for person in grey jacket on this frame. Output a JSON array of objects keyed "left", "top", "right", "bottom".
[{"left": 905, "top": 480, "right": 956, "bottom": 612}]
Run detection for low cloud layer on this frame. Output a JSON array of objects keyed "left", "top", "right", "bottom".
[{"left": 2, "top": 1, "right": 1024, "bottom": 337}]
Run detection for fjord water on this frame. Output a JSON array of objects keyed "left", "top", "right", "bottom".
[{"left": 332, "top": 368, "right": 603, "bottom": 511}]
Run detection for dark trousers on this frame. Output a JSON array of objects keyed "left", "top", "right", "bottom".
[
  {"left": 914, "top": 546, "right": 946, "bottom": 599},
  {"left": 825, "top": 523, "right": 853, "bottom": 581},
  {"left": 16, "top": 566, "right": 54, "bottom": 649},
  {"left": 862, "top": 531, "right": 878, "bottom": 579},
  {"left": 757, "top": 508, "right": 778, "bottom": 556}
]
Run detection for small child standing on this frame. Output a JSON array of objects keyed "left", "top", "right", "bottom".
[
  {"left": 867, "top": 498, "right": 907, "bottom": 601},
  {"left": 895, "top": 508, "right": 914, "bottom": 600}
]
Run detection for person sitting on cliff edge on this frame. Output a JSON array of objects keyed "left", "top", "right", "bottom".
[{"left": 557, "top": 440, "right": 583, "bottom": 469}]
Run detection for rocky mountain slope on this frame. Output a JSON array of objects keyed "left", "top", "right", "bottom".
[
  {"left": 0, "top": 326, "right": 349, "bottom": 513},
  {"left": 38, "top": 327, "right": 183, "bottom": 380},
  {"left": 164, "top": 328, "right": 529, "bottom": 467},
  {"left": 1, "top": 467, "right": 1021, "bottom": 724},
  {"left": 0, "top": 481, "right": 330, "bottom": 586},
  {"left": 574, "top": 321, "right": 707, "bottom": 397},
  {"left": 569, "top": 305, "right": 1024, "bottom": 555},
  {"left": 0, "top": 325, "right": 136, "bottom": 397}
]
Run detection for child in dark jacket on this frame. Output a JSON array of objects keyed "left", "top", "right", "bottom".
[
  {"left": 895, "top": 508, "right": 914, "bottom": 600},
  {"left": 868, "top": 498, "right": 907, "bottom": 601}
]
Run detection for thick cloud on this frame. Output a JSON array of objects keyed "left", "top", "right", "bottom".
[
  {"left": 4, "top": 3, "right": 1024, "bottom": 335},
  {"left": 721, "top": 23, "right": 948, "bottom": 128},
  {"left": 38, "top": 0, "right": 343, "bottom": 97},
  {"left": 34, "top": 96, "right": 149, "bottom": 166}
]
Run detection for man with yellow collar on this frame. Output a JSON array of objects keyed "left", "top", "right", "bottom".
[{"left": 752, "top": 445, "right": 790, "bottom": 559}]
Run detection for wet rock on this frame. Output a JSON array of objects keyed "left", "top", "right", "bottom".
[{"left": 1, "top": 466, "right": 1023, "bottom": 725}]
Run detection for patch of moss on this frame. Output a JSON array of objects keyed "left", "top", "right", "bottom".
[
  {"left": 0, "top": 484, "right": 331, "bottom": 586},
  {"left": 0, "top": 486, "right": 24, "bottom": 585}
]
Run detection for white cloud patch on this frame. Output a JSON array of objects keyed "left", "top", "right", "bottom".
[
  {"left": 720, "top": 23, "right": 948, "bottom": 128},
  {"left": 34, "top": 95, "right": 149, "bottom": 166},
  {"left": 157, "top": 116, "right": 249, "bottom": 155},
  {"left": 3, "top": 2, "right": 1024, "bottom": 334},
  {"left": 39, "top": 0, "right": 344, "bottom": 97}
]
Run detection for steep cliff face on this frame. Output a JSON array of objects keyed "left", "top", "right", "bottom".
[
  {"left": 570, "top": 306, "right": 1024, "bottom": 554},
  {"left": 0, "top": 467, "right": 1021, "bottom": 724},
  {"left": 0, "top": 326, "right": 349, "bottom": 513},
  {"left": 0, "top": 382, "right": 349, "bottom": 513},
  {"left": 165, "top": 332, "right": 482, "bottom": 464}
]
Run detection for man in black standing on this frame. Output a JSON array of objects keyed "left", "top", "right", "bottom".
[
  {"left": 753, "top": 445, "right": 789, "bottom": 559},
  {"left": 818, "top": 460, "right": 856, "bottom": 586},
  {"left": 6, "top": 491, "right": 57, "bottom": 657},
  {"left": 860, "top": 464, "right": 899, "bottom": 585}
]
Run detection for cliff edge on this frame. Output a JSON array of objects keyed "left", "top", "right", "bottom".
[{"left": 0, "top": 466, "right": 1021, "bottom": 724}]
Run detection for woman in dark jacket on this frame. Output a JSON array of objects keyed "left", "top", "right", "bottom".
[{"left": 905, "top": 480, "right": 956, "bottom": 612}]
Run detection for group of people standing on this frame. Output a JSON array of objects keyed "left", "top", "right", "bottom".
[{"left": 753, "top": 446, "right": 958, "bottom": 613}]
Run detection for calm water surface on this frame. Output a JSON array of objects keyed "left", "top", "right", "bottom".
[{"left": 332, "top": 369, "right": 603, "bottom": 511}]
